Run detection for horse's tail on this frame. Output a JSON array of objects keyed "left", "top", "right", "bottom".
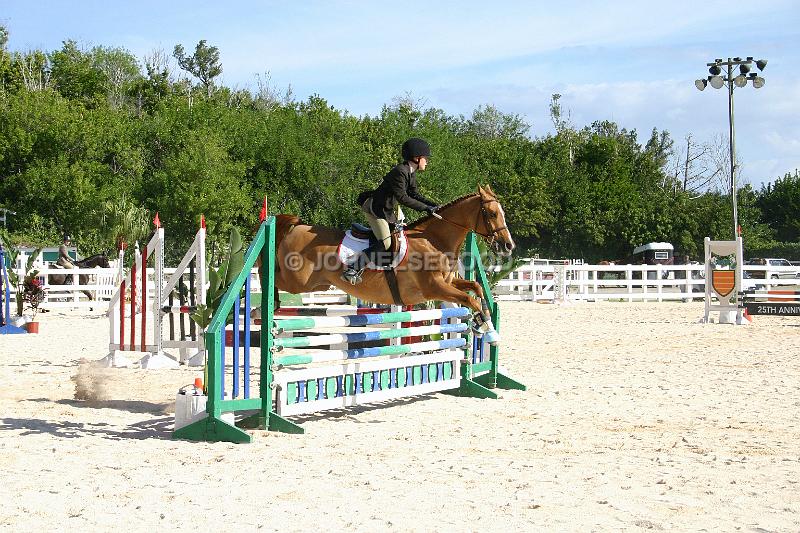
[
  {"left": 263, "top": 214, "right": 302, "bottom": 308},
  {"left": 274, "top": 214, "right": 302, "bottom": 250}
]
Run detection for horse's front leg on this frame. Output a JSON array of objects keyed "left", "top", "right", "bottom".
[
  {"left": 419, "top": 275, "right": 500, "bottom": 345},
  {"left": 450, "top": 278, "right": 488, "bottom": 310},
  {"left": 83, "top": 274, "right": 96, "bottom": 301},
  {"left": 449, "top": 278, "right": 499, "bottom": 345}
]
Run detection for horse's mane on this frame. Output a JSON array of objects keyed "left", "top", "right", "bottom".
[
  {"left": 75, "top": 254, "right": 111, "bottom": 268},
  {"left": 270, "top": 192, "right": 480, "bottom": 234},
  {"left": 405, "top": 193, "right": 479, "bottom": 230}
]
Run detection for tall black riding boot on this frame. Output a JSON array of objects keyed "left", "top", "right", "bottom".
[
  {"left": 341, "top": 250, "right": 370, "bottom": 285},
  {"left": 341, "top": 243, "right": 385, "bottom": 285}
]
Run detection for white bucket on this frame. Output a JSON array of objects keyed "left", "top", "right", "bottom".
[{"left": 174, "top": 386, "right": 235, "bottom": 431}]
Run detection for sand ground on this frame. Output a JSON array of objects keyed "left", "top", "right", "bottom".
[{"left": 0, "top": 301, "right": 798, "bottom": 532}]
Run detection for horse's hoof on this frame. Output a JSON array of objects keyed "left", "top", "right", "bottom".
[{"left": 484, "top": 330, "right": 500, "bottom": 346}]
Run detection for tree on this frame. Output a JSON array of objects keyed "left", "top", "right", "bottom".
[
  {"left": 49, "top": 40, "right": 107, "bottom": 102},
  {"left": 644, "top": 127, "right": 673, "bottom": 172},
  {"left": 464, "top": 104, "right": 529, "bottom": 140},
  {"left": 0, "top": 25, "right": 15, "bottom": 93},
  {"left": 757, "top": 170, "right": 800, "bottom": 242},
  {"left": 173, "top": 40, "right": 222, "bottom": 98},
  {"left": 708, "top": 133, "right": 741, "bottom": 193},
  {"left": 549, "top": 93, "right": 577, "bottom": 165},
  {"left": 90, "top": 46, "right": 141, "bottom": 109},
  {"left": 11, "top": 50, "right": 51, "bottom": 92},
  {"left": 99, "top": 193, "right": 150, "bottom": 252},
  {"left": 129, "top": 48, "right": 173, "bottom": 114},
  {"left": 668, "top": 134, "right": 722, "bottom": 196}
]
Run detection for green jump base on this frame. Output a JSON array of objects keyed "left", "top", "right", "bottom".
[
  {"left": 238, "top": 411, "right": 304, "bottom": 435},
  {"left": 444, "top": 377, "right": 499, "bottom": 399},
  {"left": 172, "top": 416, "right": 252, "bottom": 444},
  {"left": 473, "top": 372, "right": 527, "bottom": 391},
  {"left": 172, "top": 411, "right": 304, "bottom": 443}
]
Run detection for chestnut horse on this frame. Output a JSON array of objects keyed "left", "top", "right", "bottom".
[{"left": 272, "top": 185, "right": 514, "bottom": 337}]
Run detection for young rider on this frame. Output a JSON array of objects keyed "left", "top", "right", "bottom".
[
  {"left": 57, "top": 234, "right": 76, "bottom": 268},
  {"left": 342, "top": 138, "right": 441, "bottom": 284}
]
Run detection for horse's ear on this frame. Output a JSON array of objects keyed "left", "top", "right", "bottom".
[
  {"left": 477, "top": 184, "right": 485, "bottom": 194},
  {"left": 485, "top": 184, "right": 495, "bottom": 194}
]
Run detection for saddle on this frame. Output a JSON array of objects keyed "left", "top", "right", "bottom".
[{"left": 339, "top": 222, "right": 408, "bottom": 270}]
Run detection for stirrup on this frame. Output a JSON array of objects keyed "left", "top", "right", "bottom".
[
  {"left": 471, "top": 312, "right": 486, "bottom": 336},
  {"left": 341, "top": 267, "right": 364, "bottom": 285}
]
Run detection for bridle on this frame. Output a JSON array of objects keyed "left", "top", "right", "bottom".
[{"left": 433, "top": 193, "right": 508, "bottom": 247}]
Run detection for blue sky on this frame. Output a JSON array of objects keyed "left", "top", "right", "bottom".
[{"left": 3, "top": 0, "right": 799, "bottom": 187}]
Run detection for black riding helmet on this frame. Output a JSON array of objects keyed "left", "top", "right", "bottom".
[{"left": 401, "top": 138, "right": 431, "bottom": 162}]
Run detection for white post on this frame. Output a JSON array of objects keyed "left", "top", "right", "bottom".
[
  {"left": 140, "top": 226, "right": 181, "bottom": 369},
  {"left": 626, "top": 266, "right": 633, "bottom": 303},
  {"left": 101, "top": 245, "right": 133, "bottom": 367}
]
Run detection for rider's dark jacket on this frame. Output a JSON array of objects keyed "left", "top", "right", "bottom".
[{"left": 358, "top": 163, "right": 436, "bottom": 224}]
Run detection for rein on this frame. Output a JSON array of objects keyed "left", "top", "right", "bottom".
[{"left": 433, "top": 195, "right": 507, "bottom": 243}]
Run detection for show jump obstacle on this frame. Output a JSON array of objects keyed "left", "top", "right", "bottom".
[
  {"left": 103, "top": 219, "right": 207, "bottom": 368},
  {"left": 739, "top": 289, "right": 800, "bottom": 316},
  {"left": 173, "top": 217, "right": 525, "bottom": 443},
  {"left": 703, "top": 236, "right": 748, "bottom": 325}
]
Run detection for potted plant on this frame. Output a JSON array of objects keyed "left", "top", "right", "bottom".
[
  {"left": 0, "top": 232, "right": 42, "bottom": 323},
  {"left": 21, "top": 275, "right": 47, "bottom": 333}
]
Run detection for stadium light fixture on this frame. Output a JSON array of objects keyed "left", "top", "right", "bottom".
[{"left": 694, "top": 56, "right": 768, "bottom": 238}]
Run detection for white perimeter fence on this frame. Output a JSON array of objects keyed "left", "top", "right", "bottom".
[
  {"left": 5, "top": 264, "right": 359, "bottom": 312},
  {"left": 493, "top": 263, "right": 800, "bottom": 302},
  {"left": 5, "top": 261, "right": 799, "bottom": 310}
]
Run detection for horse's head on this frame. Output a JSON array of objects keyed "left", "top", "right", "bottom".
[
  {"left": 79, "top": 254, "right": 111, "bottom": 268},
  {"left": 477, "top": 185, "right": 515, "bottom": 257}
]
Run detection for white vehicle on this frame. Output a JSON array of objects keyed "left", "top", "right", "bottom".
[{"left": 745, "top": 258, "right": 799, "bottom": 279}]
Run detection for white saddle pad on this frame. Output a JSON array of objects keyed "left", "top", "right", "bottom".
[{"left": 337, "top": 230, "right": 408, "bottom": 270}]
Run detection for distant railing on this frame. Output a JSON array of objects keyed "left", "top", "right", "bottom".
[
  {"left": 6, "top": 261, "right": 799, "bottom": 308},
  {"left": 492, "top": 263, "right": 800, "bottom": 302}
]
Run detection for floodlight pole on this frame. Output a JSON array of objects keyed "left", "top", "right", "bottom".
[
  {"left": 726, "top": 59, "right": 738, "bottom": 238},
  {"left": 699, "top": 56, "right": 766, "bottom": 239}
]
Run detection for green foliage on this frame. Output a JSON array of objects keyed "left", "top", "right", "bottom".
[
  {"left": 189, "top": 226, "right": 245, "bottom": 330},
  {"left": 745, "top": 242, "right": 800, "bottom": 261},
  {"left": 99, "top": 193, "right": 150, "bottom": 253},
  {"left": 49, "top": 40, "right": 108, "bottom": 104},
  {"left": 173, "top": 40, "right": 222, "bottom": 98},
  {"left": 0, "top": 229, "right": 41, "bottom": 316},
  {"left": 0, "top": 34, "right": 796, "bottom": 270},
  {"left": 756, "top": 170, "right": 800, "bottom": 242},
  {"left": 474, "top": 237, "right": 524, "bottom": 290}
]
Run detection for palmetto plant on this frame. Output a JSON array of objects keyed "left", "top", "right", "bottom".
[
  {"left": 100, "top": 194, "right": 150, "bottom": 255},
  {"left": 188, "top": 227, "right": 245, "bottom": 392},
  {"left": 0, "top": 230, "right": 42, "bottom": 317},
  {"left": 473, "top": 237, "right": 522, "bottom": 290}
]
